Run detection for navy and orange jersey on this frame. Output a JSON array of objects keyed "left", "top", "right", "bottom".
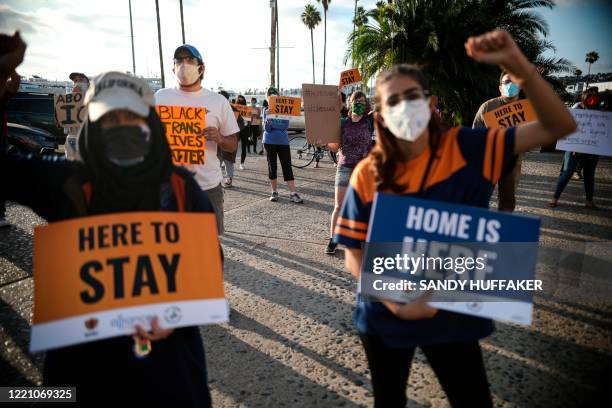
[
  {"left": 335, "top": 126, "right": 517, "bottom": 248},
  {"left": 334, "top": 125, "right": 517, "bottom": 347}
]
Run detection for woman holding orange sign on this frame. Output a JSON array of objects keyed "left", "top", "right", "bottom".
[{"left": 1, "top": 72, "right": 217, "bottom": 406}]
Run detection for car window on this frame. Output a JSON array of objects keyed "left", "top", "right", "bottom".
[{"left": 7, "top": 97, "right": 54, "bottom": 115}]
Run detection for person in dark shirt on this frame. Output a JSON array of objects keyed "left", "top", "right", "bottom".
[
  {"left": 549, "top": 87, "right": 602, "bottom": 209},
  {"left": 1, "top": 72, "right": 215, "bottom": 406}
]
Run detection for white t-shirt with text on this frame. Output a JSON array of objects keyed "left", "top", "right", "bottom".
[{"left": 154, "top": 87, "right": 239, "bottom": 190}]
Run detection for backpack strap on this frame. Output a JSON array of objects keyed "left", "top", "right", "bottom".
[
  {"left": 170, "top": 172, "right": 187, "bottom": 212},
  {"left": 62, "top": 176, "right": 91, "bottom": 216}
]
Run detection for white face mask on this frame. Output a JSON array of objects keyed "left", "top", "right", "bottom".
[
  {"left": 73, "top": 82, "right": 88, "bottom": 92},
  {"left": 381, "top": 98, "right": 431, "bottom": 142},
  {"left": 176, "top": 64, "right": 200, "bottom": 85}
]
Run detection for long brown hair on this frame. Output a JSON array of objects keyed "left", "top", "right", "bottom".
[{"left": 371, "top": 64, "right": 448, "bottom": 193}]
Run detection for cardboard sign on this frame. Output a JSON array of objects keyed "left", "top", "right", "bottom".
[
  {"left": 231, "top": 104, "right": 253, "bottom": 121},
  {"left": 339, "top": 68, "right": 362, "bottom": 88},
  {"left": 156, "top": 105, "right": 206, "bottom": 165},
  {"left": 302, "top": 84, "right": 341, "bottom": 144},
  {"left": 31, "top": 212, "right": 227, "bottom": 352},
  {"left": 361, "top": 194, "right": 541, "bottom": 325},
  {"left": 54, "top": 93, "right": 87, "bottom": 129},
  {"left": 556, "top": 109, "right": 612, "bottom": 157},
  {"left": 268, "top": 96, "right": 301, "bottom": 119},
  {"left": 483, "top": 98, "right": 537, "bottom": 129},
  {"left": 251, "top": 107, "right": 262, "bottom": 126}
]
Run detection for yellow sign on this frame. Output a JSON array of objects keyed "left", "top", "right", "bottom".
[
  {"left": 231, "top": 104, "right": 253, "bottom": 120},
  {"left": 339, "top": 68, "right": 362, "bottom": 88},
  {"left": 31, "top": 212, "right": 226, "bottom": 351},
  {"left": 269, "top": 96, "right": 302, "bottom": 117},
  {"left": 156, "top": 105, "right": 206, "bottom": 165},
  {"left": 483, "top": 99, "right": 538, "bottom": 129}
]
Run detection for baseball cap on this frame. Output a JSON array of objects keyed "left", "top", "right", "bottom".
[
  {"left": 174, "top": 44, "right": 203, "bottom": 64},
  {"left": 84, "top": 72, "right": 154, "bottom": 122},
  {"left": 69, "top": 72, "right": 88, "bottom": 82}
]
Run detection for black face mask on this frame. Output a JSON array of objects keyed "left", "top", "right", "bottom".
[{"left": 101, "top": 125, "right": 152, "bottom": 167}]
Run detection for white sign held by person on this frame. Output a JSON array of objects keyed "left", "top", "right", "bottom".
[{"left": 556, "top": 109, "right": 612, "bottom": 157}]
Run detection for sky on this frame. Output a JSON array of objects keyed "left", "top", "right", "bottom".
[{"left": 1, "top": 0, "right": 611, "bottom": 92}]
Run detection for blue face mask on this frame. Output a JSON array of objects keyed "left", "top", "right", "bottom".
[{"left": 501, "top": 82, "right": 520, "bottom": 98}]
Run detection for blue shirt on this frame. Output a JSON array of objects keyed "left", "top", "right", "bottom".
[
  {"left": 334, "top": 126, "right": 518, "bottom": 348},
  {"left": 262, "top": 108, "right": 290, "bottom": 145}
]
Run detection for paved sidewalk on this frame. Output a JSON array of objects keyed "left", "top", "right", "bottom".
[{"left": 1, "top": 149, "right": 611, "bottom": 407}]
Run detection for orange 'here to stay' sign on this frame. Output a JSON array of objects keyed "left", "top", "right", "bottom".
[
  {"left": 268, "top": 96, "right": 302, "bottom": 117},
  {"left": 231, "top": 104, "right": 253, "bottom": 120},
  {"left": 339, "top": 68, "right": 362, "bottom": 88},
  {"left": 483, "top": 99, "right": 538, "bottom": 129},
  {"left": 31, "top": 212, "right": 226, "bottom": 352},
  {"left": 156, "top": 105, "right": 206, "bottom": 165}
]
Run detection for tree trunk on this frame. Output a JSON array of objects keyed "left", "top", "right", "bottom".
[
  {"left": 586, "top": 63, "right": 591, "bottom": 89},
  {"left": 323, "top": 10, "right": 327, "bottom": 84},
  {"left": 155, "top": 0, "right": 164, "bottom": 88},
  {"left": 352, "top": 0, "right": 357, "bottom": 66},
  {"left": 311, "top": 29, "right": 315, "bottom": 84}
]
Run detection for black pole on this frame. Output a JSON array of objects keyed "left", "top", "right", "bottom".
[
  {"left": 128, "top": 0, "right": 136, "bottom": 74},
  {"left": 155, "top": 0, "right": 165, "bottom": 87},
  {"left": 276, "top": 0, "right": 279, "bottom": 90},
  {"left": 179, "top": 0, "right": 186, "bottom": 43}
]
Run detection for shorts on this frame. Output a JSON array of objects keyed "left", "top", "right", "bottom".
[{"left": 335, "top": 165, "right": 354, "bottom": 188}]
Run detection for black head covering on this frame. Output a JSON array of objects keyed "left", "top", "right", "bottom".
[{"left": 77, "top": 108, "right": 173, "bottom": 214}]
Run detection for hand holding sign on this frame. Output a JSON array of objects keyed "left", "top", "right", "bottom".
[
  {"left": 381, "top": 292, "right": 438, "bottom": 320},
  {"left": 204, "top": 126, "right": 222, "bottom": 144},
  {"left": 135, "top": 316, "right": 173, "bottom": 341}
]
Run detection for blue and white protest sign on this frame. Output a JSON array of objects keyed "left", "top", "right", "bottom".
[{"left": 361, "top": 194, "right": 541, "bottom": 325}]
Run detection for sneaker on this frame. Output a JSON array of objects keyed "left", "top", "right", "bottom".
[
  {"left": 290, "top": 192, "right": 303, "bottom": 204},
  {"left": 258, "top": 151, "right": 264, "bottom": 155},
  {"left": 0, "top": 217, "right": 9, "bottom": 228},
  {"left": 325, "top": 238, "right": 337, "bottom": 254},
  {"left": 239, "top": 164, "right": 245, "bottom": 170},
  {"left": 269, "top": 191, "right": 279, "bottom": 202},
  {"left": 222, "top": 177, "right": 232, "bottom": 187}
]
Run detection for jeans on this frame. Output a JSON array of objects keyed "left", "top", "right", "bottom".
[
  {"left": 221, "top": 160, "right": 234, "bottom": 178},
  {"left": 554, "top": 152, "right": 599, "bottom": 201},
  {"left": 360, "top": 334, "right": 492, "bottom": 408},
  {"left": 497, "top": 154, "right": 523, "bottom": 212}
]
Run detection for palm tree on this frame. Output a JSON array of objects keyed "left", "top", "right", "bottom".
[
  {"left": 316, "top": 0, "right": 331, "bottom": 84},
  {"left": 347, "top": 0, "right": 575, "bottom": 124},
  {"left": 302, "top": 4, "right": 322, "bottom": 84},
  {"left": 585, "top": 51, "right": 599, "bottom": 88},
  {"left": 353, "top": 6, "right": 368, "bottom": 28}
]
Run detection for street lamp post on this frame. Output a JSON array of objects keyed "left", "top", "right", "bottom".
[
  {"left": 155, "top": 0, "right": 165, "bottom": 87},
  {"left": 128, "top": 0, "right": 136, "bottom": 75},
  {"left": 179, "top": 0, "right": 186, "bottom": 44}
]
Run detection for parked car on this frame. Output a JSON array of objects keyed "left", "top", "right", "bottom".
[
  {"left": 6, "top": 92, "right": 66, "bottom": 144},
  {"left": 288, "top": 107, "right": 305, "bottom": 133},
  {"left": 7, "top": 123, "right": 58, "bottom": 155}
]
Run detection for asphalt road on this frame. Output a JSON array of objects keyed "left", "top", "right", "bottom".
[{"left": 1, "top": 149, "right": 611, "bottom": 407}]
